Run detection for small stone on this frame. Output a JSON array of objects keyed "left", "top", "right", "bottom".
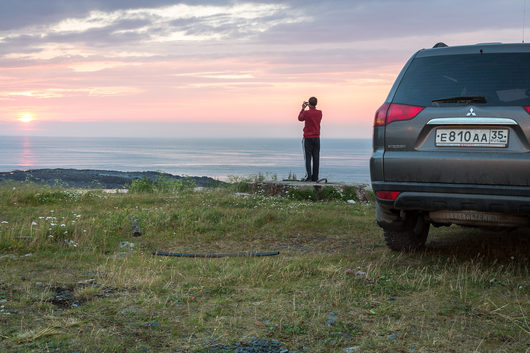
[
  {"left": 132, "top": 217, "right": 142, "bottom": 237},
  {"left": 327, "top": 312, "right": 337, "bottom": 327},
  {"left": 355, "top": 271, "right": 366, "bottom": 277},
  {"left": 143, "top": 322, "right": 160, "bottom": 328},
  {"left": 388, "top": 332, "right": 400, "bottom": 341},
  {"left": 119, "top": 241, "right": 135, "bottom": 249},
  {"left": 343, "top": 346, "right": 360, "bottom": 353},
  {"left": 489, "top": 279, "right": 502, "bottom": 286},
  {"left": 121, "top": 307, "right": 138, "bottom": 314}
]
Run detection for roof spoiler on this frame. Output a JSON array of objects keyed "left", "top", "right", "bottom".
[{"left": 433, "top": 42, "right": 448, "bottom": 48}]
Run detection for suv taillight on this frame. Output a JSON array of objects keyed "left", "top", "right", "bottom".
[
  {"left": 374, "top": 103, "right": 424, "bottom": 126},
  {"left": 374, "top": 103, "right": 390, "bottom": 126},
  {"left": 524, "top": 106, "right": 530, "bottom": 114},
  {"left": 376, "top": 191, "right": 400, "bottom": 200}
]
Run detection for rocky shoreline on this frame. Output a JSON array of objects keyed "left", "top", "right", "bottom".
[{"left": 0, "top": 168, "right": 221, "bottom": 189}]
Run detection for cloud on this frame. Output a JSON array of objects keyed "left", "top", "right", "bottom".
[
  {"left": 0, "top": 0, "right": 178, "bottom": 30},
  {"left": 0, "top": 2, "right": 307, "bottom": 60},
  {"left": 68, "top": 61, "right": 141, "bottom": 72},
  {"left": 1, "top": 0, "right": 525, "bottom": 68},
  {"left": 174, "top": 71, "right": 255, "bottom": 80},
  {"left": 0, "top": 86, "right": 143, "bottom": 99}
]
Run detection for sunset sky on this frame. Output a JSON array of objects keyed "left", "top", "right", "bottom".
[{"left": 0, "top": 0, "right": 528, "bottom": 138}]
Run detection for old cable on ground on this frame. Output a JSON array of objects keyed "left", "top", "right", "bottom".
[{"left": 152, "top": 251, "right": 279, "bottom": 258}]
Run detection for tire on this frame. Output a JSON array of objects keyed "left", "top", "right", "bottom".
[{"left": 383, "top": 213, "right": 429, "bottom": 251}]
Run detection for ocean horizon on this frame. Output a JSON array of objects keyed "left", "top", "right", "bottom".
[{"left": 0, "top": 136, "right": 372, "bottom": 183}]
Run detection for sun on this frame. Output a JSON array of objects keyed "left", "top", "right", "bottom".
[{"left": 17, "top": 112, "right": 35, "bottom": 123}]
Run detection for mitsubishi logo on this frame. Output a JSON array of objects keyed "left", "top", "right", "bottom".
[{"left": 466, "top": 107, "right": 477, "bottom": 117}]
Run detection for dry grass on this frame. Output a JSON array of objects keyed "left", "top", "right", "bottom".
[{"left": 0, "top": 182, "right": 528, "bottom": 352}]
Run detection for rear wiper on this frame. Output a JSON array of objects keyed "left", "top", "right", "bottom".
[{"left": 432, "top": 96, "right": 487, "bottom": 104}]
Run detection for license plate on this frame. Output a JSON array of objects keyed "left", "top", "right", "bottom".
[{"left": 435, "top": 128, "right": 508, "bottom": 147}]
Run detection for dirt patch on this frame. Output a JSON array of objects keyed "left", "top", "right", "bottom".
[
  {"left": 49, "top": 286, "right": 85, "bottom": 308},
  {"left": 427, "top": 226, "right": 530, "bottom": 259},
  {"left": 46, "top": 282, "right": 119, "bottom": 309},
  {"left": 271, "top": 235, "right": 359, "bottom": 254},
  {"left": 189, "top": 338, "right": 294, "bottom": 353}
]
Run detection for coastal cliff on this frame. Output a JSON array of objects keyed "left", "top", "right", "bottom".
[{"left": 0, "top": 168, "right": 220, "bottom": 188}]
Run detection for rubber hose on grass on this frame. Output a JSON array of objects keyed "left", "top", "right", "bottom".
[{"left": 152, "top": 251, "right": 279, "bottom": 258}]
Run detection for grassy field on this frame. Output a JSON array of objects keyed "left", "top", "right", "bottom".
[{"left": 0, "top": 181, "right": 528, "bottom": 352}]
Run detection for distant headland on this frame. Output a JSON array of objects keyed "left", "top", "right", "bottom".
[{"left": 0, "top": 168, "right": 221, "bottom": 189}]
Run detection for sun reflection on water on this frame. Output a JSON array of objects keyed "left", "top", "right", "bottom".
[{"left": 18, "top": 136, "right": 34, "bottom": 168}]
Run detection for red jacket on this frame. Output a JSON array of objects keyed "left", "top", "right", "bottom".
[{"left": 298, "top": 106, "right": 322, "bottom": 138}]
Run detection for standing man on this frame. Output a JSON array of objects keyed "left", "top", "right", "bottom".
[{"left": 298, "top": 96, "right": 322, "bottom": 182}]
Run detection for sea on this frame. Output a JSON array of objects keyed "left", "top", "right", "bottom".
[{"left": 0, "top": 136, "right": 372, "bottom": 183}]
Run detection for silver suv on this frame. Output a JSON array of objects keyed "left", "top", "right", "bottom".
[{"left": 370, "top": 42, "right": 530, "bottom": 251}]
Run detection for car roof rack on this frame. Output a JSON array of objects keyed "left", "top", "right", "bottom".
[{"left": 433, "top": 42, "right": 448, "bottom": 48}]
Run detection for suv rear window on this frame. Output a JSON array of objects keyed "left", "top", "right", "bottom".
[{"left": 393, "top": 53, "right": 530, "bottom": 107}]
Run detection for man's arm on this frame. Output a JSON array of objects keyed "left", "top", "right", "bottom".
[{"left": 298, "top": 102, "right": 307, "bottom": 121}]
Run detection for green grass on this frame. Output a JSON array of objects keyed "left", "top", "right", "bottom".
[{"left": 0, "top": 182, "right": 528, "bottom": 352}]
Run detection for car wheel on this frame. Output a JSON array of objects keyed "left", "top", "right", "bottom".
[{"left": 383, "top": 213, "right": 429, "bottom": 251}]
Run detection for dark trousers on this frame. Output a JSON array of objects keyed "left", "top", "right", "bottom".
[{"left": 303, "top": 137, "right": 320, "bottom": 181}]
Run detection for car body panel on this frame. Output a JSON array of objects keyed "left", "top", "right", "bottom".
[{"left": 383, "top": 150, "right": 530, "bottom": 185}]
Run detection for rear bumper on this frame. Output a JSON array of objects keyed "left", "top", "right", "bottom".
[
  {"left": 395, "top": 192, "right": 530, "bottom": 214},
  {"left": 371, "top": 181, "right": 530, "bottom": 215}
]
